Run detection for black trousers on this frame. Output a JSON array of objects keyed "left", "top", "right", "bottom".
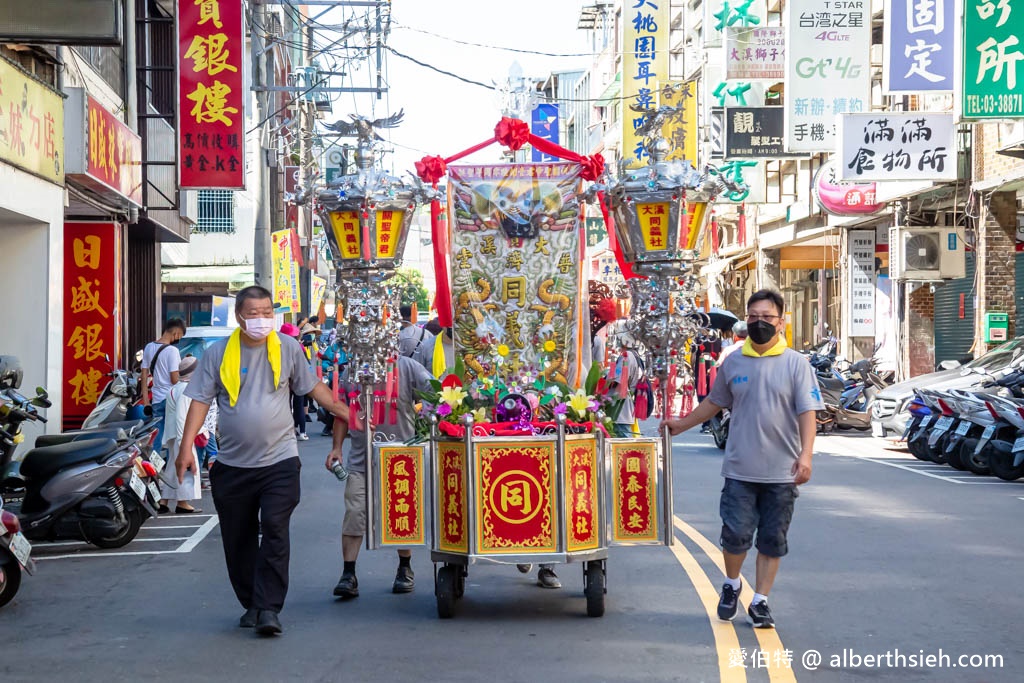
[
  {"left": 210, "top": 457, "right": 301, "bottom": 613},
  {"left": 292, "top": 392, "right": 306, "bottom": 434}
]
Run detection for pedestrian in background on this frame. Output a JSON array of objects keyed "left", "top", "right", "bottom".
[
  {"left": 159, "top": 355, "right": 204, "bottom": 514},
  {"left": 176, "top": 286, "right": 350, "bottom": 637},
  {"left": 398, "top": 304, "right": 434, "bottom": 359},
  {"left": 326, "top": 355, "right": 433, "bottom": 599},
  {"left": 718, "top": 321, "right": 748, "bottom": 364},
  {"left": 662, "top": 289, "right": 822, "bottom": 629},
  {"left": 280, "top": 322, "right": 310, "bottom": 441},
  {"left": 141, "top": 318, "right": 186, "bottom": 450}
]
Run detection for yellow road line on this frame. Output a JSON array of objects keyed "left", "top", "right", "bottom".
[
  {"left": 674, "top": 516, "right": 798, "bottom": 683},
  {"left": 668, "top": 536, "right": 748, "bottom": 683}
]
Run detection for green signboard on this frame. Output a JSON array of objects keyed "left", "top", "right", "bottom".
[
  {"left": 963, "top": 0, "right": 1024, "bottom": 119},
  {"left": 585, "top": 217, "right": 607, "bottom": 248}
]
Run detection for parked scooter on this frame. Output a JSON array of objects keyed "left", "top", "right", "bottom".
[
  {"left": 81, "top": 352, "right": 145, "bottom": 428},
  {"left": 709, "top": 408, "right": 729, "bottom": 450},
  {"left": 0, "top": 493, "right": 34, "bottom": 608}
]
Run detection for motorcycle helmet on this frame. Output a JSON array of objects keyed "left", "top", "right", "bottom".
[{"left": 0, "top": 355, "right": 24, "bottom": 390}]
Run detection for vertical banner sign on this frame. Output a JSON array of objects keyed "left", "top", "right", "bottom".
[
  {"left": 963, "top": 0, "right": 1024, "bottom": 118},
  {"left": 271, "top": 229, "right": 301, "bottom": 313},
  {"left": 659, "top": 80, "right": 698, "bottom": 167},
  {"left": 310, "top": 275, "right": 328, "bottom": 314},
  {"left": 448, "top": 163, "right": 583, "bottom": 387},
  {"left": 622, "top": 0, "right": 669, "bottom": 167},
  {"left": 530, "top": 104, "right": 560, "bottom": 162},
  {"left": 838, "top": 113, "right": 957, "bottom": 181},
  {"left": 178, "top": 0, "right": 245, "bottom": 188},
  {"left": 0, "top": 57, "right": 64, "bottom": 185},
  {"left": 609, "top": 440, "right": 660, "bottom": 544},
  {"left": 377, "top": 445, "right": 426, "bottom": 546},
  {"left": 725, "top": 26, "right": 785, "bottom": 80},
  {"left": 883, "top": 0, "right": 955, "bottom": 94},
  {"left": 63, "top": 223, "right": 122, "bottom": 431},
  {"left": 785, "top": 0, "right": 871, "bottom": 153},
  {"left": 565, "top": 438, "right": 600, "bottom": 552},
  {"left": 848, "top": 230, "right": 877, "bottom": 337},
  {"left": 438, "top": 442, "right": 468, "bottom": 553}
]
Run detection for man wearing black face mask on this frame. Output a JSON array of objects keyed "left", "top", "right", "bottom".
[{"left": 661, "top": 289, "right": 822, "bottom": 630}]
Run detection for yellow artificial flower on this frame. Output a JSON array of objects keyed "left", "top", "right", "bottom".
[
  {"left": 472, "top": 407, "right": 488, "bottom": 423},
  {"left": 440, "top": 385, "right": 468, "bottom": 408},
  {"left": 497, "top": 344, "right": 510, "bottom": 357},
  {"left": 568, "top": 389, "right": 591, "bottom": 416},
  {"left": 543, "top": 339, "right": 556, "bottom": 353}
]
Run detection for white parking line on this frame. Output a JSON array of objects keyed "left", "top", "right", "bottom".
[{"left": 34, "top": 515, "right": 219, "bottom": 561}]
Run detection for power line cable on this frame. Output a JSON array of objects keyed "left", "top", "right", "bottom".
[
  {"left": 391, "top": 22, "right": 598, "bottom": 58},
  {"left": 385, "top": 46, "right": 496, "bottom": 91}
]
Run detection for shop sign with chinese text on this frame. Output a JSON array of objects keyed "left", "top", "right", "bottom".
[
  {"left": 848, "top": 230, "right": 877, "bottom": 337},
  {"left": 725, "top": 26, "right": 784, "bottom": 80},
  {"left": 703, "top": 0, "right": 768, "bottom": 49},
  {"left": 65, "top": 89, "right": 142, "bottom": 206},
  {"left": 963, "top": 0, "right": 1024, "bottom": 118},
  {"left": 271, "top": 229, "right": 301, "bottom": 313},
  {"left": 0, "top": 57, "right": 64, "bottom": 185},
  {"left": 883, "top": 0, "right": 955, "bottom": 94},
  {"left": 725, "top": 107, "right": 804, "bottom": 158},
  {"left": 659, "top": 80, "right": 698, "bottom": 168},
  {"left": 812, "top": 159, "right": 886, "bottom": 216},
  {"left": 178, "top": 0, "right": 245, "bottom": 188},
  {"left": 839, "top": 113, "right": 957, "bottom": 181},
  {"left": 63, "top": 223, "right": 122, "bottom": 430},
  {"left": 785, "top": 0, "right": 871, "bottom": 153},
  {"left": 622, "top": 0, "right": 669, "bottom": 167}
]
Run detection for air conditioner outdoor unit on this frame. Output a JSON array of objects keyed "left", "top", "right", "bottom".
[{"left": 889, "top": 226, "right": 966, "bottom": 280}]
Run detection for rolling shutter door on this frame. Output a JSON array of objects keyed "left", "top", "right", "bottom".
[
  {"left": 933, "top": 252, "right": 976, "bottom": 364},
  {"left": 1016, "top": 252, "right": 1024, "bottom": 330}
]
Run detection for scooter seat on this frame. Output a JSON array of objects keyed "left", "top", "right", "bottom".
[
  {"left": 19, "top": 438, "right": 119, "bottom": 480},
  {"left": 35, "top": 428, "right": 127, "bottom": 448}
]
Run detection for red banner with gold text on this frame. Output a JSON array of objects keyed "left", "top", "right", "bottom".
[
  {"left": 178, "top": 0, "right": 245, "bottom": 188},
  {"left": 63, "top": 223, "right": 122, "bottom": 431}
]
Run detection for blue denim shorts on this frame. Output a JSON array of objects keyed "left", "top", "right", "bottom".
[{"left": 719, "top": 478, "right": 799, "bottom": 558}]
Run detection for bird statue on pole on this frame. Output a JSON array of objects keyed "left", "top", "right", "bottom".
[{"left": 323, "top": 109, "right": 405, "bottom": 141}]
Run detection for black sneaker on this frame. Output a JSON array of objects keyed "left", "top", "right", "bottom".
[
  {"left": 747, "top": 600, "right": 775, "bottom": 629},
  {"left": 392, "top": 565, "right": 415, "bottom": 593},
  {"left": 717, "top": 582, "right": 741, "bottom": 620},
  {"left": 333, "top": 572, "right": 359, "bottom": 599}
]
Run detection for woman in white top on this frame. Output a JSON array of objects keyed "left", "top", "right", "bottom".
[{"left": 159, "top": 355, "right": 214, "bottom": 513}]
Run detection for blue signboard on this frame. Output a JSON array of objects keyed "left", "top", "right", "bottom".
[
  {"left": 883, "top": 0, "right": 955, "bottom": 94},
  {"left": 531, "top": 104, "right": 560, "bottom": 162}
]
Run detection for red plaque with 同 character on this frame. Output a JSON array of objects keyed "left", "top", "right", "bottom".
[
  {"left": 566, "top": 438, "right": 599, "bottom": 551},
  {"left": 476, "top": 440, "right": 557, "bottom": 554},
  {"left": 610, "top": 440, "right": 660, "bottom": 544},
  {"left": 378, "top": 445, "right": 426, "bottom": 546},
  {"left": 438, "top": 442, "right": 468, "bottom": 553}
]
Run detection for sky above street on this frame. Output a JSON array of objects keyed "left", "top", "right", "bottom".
[{"left": 320, "top": 0, "right": 593, "bottom": 174}]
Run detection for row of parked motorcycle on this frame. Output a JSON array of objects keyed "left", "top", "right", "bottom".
[
  {"left": 903, "top": 366, "right": 1024, "bottom": 481},
  {"left": 709, "top": 339, "right": 894, "bottom": 449},
  {"left": 0, "top": 355, "right": 164, "bottom": 608}
]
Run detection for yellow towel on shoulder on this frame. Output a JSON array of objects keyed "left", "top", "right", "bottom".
[
  {"left": 220, "top": 329, "right": 282, "bottom": 406},
  {"left": 741, "top": 337, "right": 788, "bottom": 358}
]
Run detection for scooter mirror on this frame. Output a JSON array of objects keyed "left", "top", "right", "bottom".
[{"left": 143, "top": 405, "right": 153, "bottom": 417}]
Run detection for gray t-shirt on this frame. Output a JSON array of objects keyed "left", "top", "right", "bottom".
[
  {"left": 344, "top": 356, "right": 434, "bottom": 473},
  {"left": 707, "top": 347, "right": 824, "bottom": 483},
  {"left": 186, "top": 335, "right": 320, "bottom": 468},
  {"left": 398, "top": 324, "right": 434, "bottom": 359}
]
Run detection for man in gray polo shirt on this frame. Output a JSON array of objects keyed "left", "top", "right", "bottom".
[
  {"left": 326, "top": 355, "right": 434, "bottom": 599},
  {"left": 176, "top": 286, "right": 350, "bottom": 636},
  {"left": 663, "top": 289, "right": 821, "bottom": 629}
]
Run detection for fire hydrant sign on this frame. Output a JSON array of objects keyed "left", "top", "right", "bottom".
[
  {"left": 784, "top": 0, "right": 872, "bottom": 153},
  {"left": 963, "top": 0, "right": 1024, "bottom": 118},
  {"left": 177, "top": 0, "right": 245, "bottom": 188}
]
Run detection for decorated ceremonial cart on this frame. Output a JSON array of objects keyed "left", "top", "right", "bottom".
[{"left": 316, "top": 104, "right": 742, "bottom": 618}]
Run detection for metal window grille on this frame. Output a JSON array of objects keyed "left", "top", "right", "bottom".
[{"left": 195, "top": 190, "right": 235, "bottom": 233}]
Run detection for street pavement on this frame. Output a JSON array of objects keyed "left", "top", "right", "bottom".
[{"left": 1, "top": 426, "right": 1021, "bottom": 682}]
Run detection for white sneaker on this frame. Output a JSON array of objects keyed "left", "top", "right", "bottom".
[{"left": 298, "top": 432, "right": 309, "bottom": 441}]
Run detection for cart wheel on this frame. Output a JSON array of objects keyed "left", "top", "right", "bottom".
[
  {"left": 436, "top": 564, "right": 457, "bottom": 618},
  {"left": 455, "top": 567, "right": 466, "bottom": 599},
  {"left": 584, "top": 561, "right": 606, "bottom": 618}
]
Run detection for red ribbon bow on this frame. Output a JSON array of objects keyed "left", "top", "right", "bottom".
[
  {"left": 580, "top": 153, "right": 605, "bottom": 181},
  {"left": 494, "top": 117, "right": 530, "bottom": 151},
  {"left": 415, "top": 155, "right": 447, "bottom": 185}
]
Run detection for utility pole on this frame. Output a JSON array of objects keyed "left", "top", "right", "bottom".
[
  {"left": 251, "top": 0, "right": 274, "bottom": 291},
  {"left": 297, "top": 22, "right": 315, "bottom": 317}
]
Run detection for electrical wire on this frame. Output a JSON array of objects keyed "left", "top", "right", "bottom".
[
  {"left": 385, "top": 46, "right": 496, "bottom": 91},
  {"left": 391, "top": 22, "right": 600, "bottom": 58}
]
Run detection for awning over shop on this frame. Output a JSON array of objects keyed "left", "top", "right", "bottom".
[
  {"left": 780, "top": 245, "right": 838, "bottom": 270},
  {"left": 700, "top": 251, "right": 755, "bottom": 277},
  {"left": 161, "top": 265, "right": 255, "bottom": 291}
]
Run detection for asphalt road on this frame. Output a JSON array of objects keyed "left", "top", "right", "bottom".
[{"left": 1, "top": 427, "right": 1020, "bottom": 682}]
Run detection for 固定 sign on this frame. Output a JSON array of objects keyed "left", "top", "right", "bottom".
[
  {"left": 883, "top": 0, "right": 955, "bottom": 94},
  {"left": 963, "top": 0, "right": 1024, "bottom": 118},
  {"left": 839, "top": 113, "right": 957, "bottom": 182}
]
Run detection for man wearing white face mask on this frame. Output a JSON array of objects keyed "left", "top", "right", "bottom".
[{"left": 176, "top": 286, "right": 350, "bottom": 636}]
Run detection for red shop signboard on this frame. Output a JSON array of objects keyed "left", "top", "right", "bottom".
[
  {"left": 177, "top": 0, "right": 245, "bottom": 189},
  {"left": 65, "top": 88, "right": 143, "bottom": 206},
  {"left": 63, "top": 223, "right": 122, "bottom": 431}
]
